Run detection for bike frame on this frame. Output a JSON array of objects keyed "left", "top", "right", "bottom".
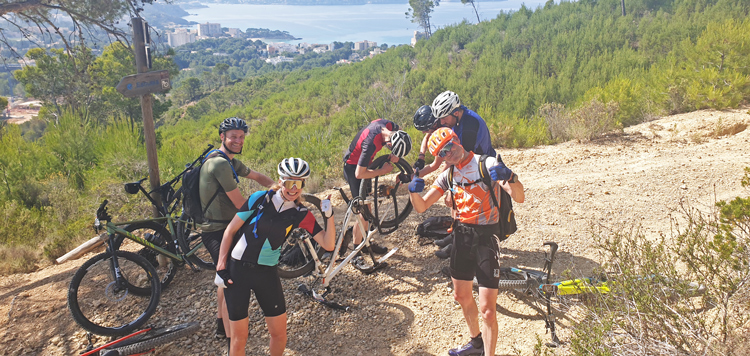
[
  {"left": 301, "top": 196, "right": 394, "bottom": 289},
  {"left": 104, "top": 216, "right": 191, "bottom": 263}
]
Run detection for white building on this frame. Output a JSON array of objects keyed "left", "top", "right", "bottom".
[
  {"left": 411, "top": 31, "right": 427, "bottom": 46},
  {"left": 354, "top": 40, "right": 377, "bottom": 51},
  {"left": 197, "top": 22, "right": 222, "bottom": 37},
  {"left": 168, "top": 29, "right": 196, "bottom": 47},
  {"left": 265, "top": 56, "right": 294, "bottom": 65},
  {"left": 267, "top": 42, "right": 297, "bottom": 55},
  {"left": 227, "top": 28, "right": 243, "bottom": 37}
]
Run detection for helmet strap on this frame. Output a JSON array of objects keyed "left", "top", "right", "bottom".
[{"left": 221, "top": 137, "right": 242, "bottom": 155}]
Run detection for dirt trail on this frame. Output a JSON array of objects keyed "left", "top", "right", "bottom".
[{"left": 1, "top": 108, "right": 748, "bottom": 356}]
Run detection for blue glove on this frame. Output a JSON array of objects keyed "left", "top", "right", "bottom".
[
  {"left": 408, "top": 177, "right": 425, "bottom": 193},
  {"left": 489, "top": 163, "right": 513, "bottom": 181}
]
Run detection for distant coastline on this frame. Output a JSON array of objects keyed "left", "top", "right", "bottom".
[
  {"left": 174, "top": 0, "right": 507, "bottom": 4},
  {"left": 176, "top": 0, "right": 412, "bottom": 6}
]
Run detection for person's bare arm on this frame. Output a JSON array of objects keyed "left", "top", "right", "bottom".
[
  {"left": 354, "top": 162, "right": 393, "bottom": 179},
  {"left": 225, "top": 188, "right": 245, "bottom": 209},
  {"left": 418, "top": 157, "right": 444, "bottom": 177},
  {"left": 246, "top": 170, "right": 274, "bottom": 188},
  {"left": 216, "top": 215, "right": 244, "bottom": 272},
  {"left": 311, "top": 215, "right": 337, "bottom": 252},
  {"left": 500, "top": 174, "right": 524, "bottom": 203},
  {"left": 409, "top": 188, "right": 444, "bottom": 213}
]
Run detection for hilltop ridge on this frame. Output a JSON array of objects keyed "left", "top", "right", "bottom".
[{"left": 1, "top": 107, "right": 748, "bottom": 355}]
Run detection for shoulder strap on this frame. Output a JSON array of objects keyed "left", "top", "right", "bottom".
[
  {"left": 204, "top": 149, "right": 239, "bottom": 183},
  {"left": 478, "top": 154, "right": 501, "bottom": 211},
  {"left": 448, "top": 166, "right": 454, "bottom": 190},
  {"left": 201, "top": 150, "right": 241, "bottom": 222}
]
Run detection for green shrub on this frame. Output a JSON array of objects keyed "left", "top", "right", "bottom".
[
  {"left": 571, "top": 168, "right": 750, "bottom": 355},
  {"left": 539, "top": 99, "right": 620, "bottom": 142}
]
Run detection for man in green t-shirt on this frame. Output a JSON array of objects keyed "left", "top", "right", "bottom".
[{"left": 200, "top": 117, "right": 274, "bottom": 341}]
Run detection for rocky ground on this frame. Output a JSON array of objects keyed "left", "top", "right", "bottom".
[{"left": 1, "top": 108, "right": 749, "bottom": 356}]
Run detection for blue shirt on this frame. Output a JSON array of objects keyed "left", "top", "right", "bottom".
[{"left": 453, "top": 106, "right": 496, "bottom": 158}]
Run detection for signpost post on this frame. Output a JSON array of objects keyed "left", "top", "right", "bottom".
[{"left": 128, "top": 17, "right": 169, "bottom": 217}]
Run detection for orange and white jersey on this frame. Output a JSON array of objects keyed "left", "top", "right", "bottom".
[{"left": 432, "top": 153, "right": 500, "bottom": 225}]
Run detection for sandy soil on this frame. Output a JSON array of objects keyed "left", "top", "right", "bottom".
[{"left": 1, "top": 108, "right": 748, "bottom": 356}]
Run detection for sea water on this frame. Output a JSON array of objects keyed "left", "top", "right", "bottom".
[{"left": 183, "top": 0, "right": 551, "bottom": 45}]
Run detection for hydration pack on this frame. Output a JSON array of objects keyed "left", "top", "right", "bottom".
[
  {"left": 182, "top": 150, "right": 238, "bottom": 224},
  {"left": 448, "top": 154, "right": 517, "bottom": 241}
]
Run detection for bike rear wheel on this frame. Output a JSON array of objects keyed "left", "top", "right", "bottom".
[
  {"left": 176, "top": 213, "right": 215, "bottom": 270},
  {"left": 68, "top": 251, "right": 161, "bottom": 336},
  {"left": 114, "top": 222, "right": 177, "bottom": 292},
  {"left": 277, "top": 194, "right": 326, "bottom": 279},
  {"left": 101, "top": 322, "right": 200, "bottom": 355},
  {"left": 359, "top": 155, "right": 413, "bottom": 229}
]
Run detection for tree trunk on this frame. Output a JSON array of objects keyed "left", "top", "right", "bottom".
[{"left": 621, "top": 0, "right": 626, "bottom": 16}]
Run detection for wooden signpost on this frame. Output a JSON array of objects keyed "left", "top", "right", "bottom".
[{"left": 115, "top": 70, "right": 171, "bottom": 98}]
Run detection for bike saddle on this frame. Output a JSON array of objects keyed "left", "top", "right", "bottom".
[{"left": 124, "top": 182, "right": 141, "bottom": 195}]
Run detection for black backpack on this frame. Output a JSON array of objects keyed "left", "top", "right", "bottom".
[
  {"left": 448, "top": 154, "right": 517, "bottom": 241},
  {"left": 182, "top": 150, "right": 238, "bottom": 224}
]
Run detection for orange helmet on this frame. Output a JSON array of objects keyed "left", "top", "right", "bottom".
[{"left": 428, "top": 127, "right": 458, "bottom": 157}]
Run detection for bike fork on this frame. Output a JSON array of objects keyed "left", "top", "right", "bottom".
[{"left": 542, "top": 241, "right": 561, "bottom": 347}]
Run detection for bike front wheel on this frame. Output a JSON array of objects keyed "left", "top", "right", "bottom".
[
  {"left": 176, "top": 213, "right": 215, "bottom": 270},
  {"left": 359, "top": 155, "right": 413, "bottom": 229},
  {"left": 68, "top": 251, "right": 161, "bottom": 336},
  {"left": 115, "top": 221, "right": 178, "bottom": 292},
  {"left": 277, "top": 194, "right": 326, "bottom": 279},
  {"left": 497, "top": 267, "right": 535, "bottom": 292}
]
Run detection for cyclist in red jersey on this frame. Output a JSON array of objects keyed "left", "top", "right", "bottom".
[{"left": 343, "top": 119, "right": 411, "bottom": 257}]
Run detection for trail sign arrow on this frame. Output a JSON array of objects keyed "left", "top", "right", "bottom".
[{"left": 116, "top": 70, "right": 171, "bottom": 98}]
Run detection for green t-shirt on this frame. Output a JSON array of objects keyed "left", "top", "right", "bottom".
[{"left": 199, "top": 155, "right": 252, "bottom": 232}]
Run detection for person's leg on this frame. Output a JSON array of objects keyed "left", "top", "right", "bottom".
[
  {"left": 344, "top": 162, "right": 364, "bottom": 246},
  {"left": 218, "top": 287, "right": 230, "bottom": 336},
  {"left": 453, "top": 278, "right": 481, "bottom": 338},
  {"left": 204, "top": 230, "right": 230, "bottom": 337},
  {"left": 228, "top": 318, "right": 248, "bottom": 356},
  {"left": 265, "top": 313, "right": 288, "bottom": 356},
  {"left": 478, "top": 287, "right": 499, "bottom": 356}
]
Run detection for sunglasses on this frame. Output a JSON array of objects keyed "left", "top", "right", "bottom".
[
  {"left": 282, "top": 179, "right": 305, "bottom": 190},
  {"left": 438, "top": 142, "right": 454, "bottom": 158}
]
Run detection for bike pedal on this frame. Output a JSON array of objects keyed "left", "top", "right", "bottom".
[{"left": 359, "top": 262, "right": 388, "bottom": 275}]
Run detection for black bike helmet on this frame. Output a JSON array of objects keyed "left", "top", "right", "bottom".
[
  {"left": 218, "top": 117, "right": 248, "bottom": 135},
  {"left": 413, "top": 105, "right": 438, "bottom": 132},
  {"left": 389, "top": 130, "right": 412, "bottom": 158}
]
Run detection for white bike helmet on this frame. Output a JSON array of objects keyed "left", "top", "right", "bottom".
[
  {"left": 431, "top": 91, "right": 461, "bottom": 119},
  {"left": 389, "top": 130, "right": 412, "bottom": 158},
  {"left": 277, "top": 157, "right": 310, "bottom": 179}
]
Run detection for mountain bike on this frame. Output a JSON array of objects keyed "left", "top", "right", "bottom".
[
  {"left": 493, "top": 242, "right": 706, "bottom": 347},
  {"left": 276, "top": 155, "right": 414, "bottom": 310},
  {"left": 88, "top": 144, "right": 217, "bottom": 291},
  {"left": 79, "top": 322, "right": 199, "bottom": 356},
  {"left": 68, "top": 146, "right": 215, "bottom": 336}
]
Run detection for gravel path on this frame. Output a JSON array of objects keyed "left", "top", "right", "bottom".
[{"left": 1, "top": 108, "right": 748, "bottom": 356}]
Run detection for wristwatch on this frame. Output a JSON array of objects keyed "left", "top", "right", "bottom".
[{"left": 508, "top": 173, "right": 517, "bottom": 184}]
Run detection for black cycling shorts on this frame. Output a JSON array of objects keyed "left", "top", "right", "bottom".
[
  {"left": 449, "top": 223, "right": 501, "bottom": 289},
  {"left": 202, "top": 229, "right": 224, "bottom": 264},
  {"left": 343, "top": 163, "right": 362, "bottom": 198},
  {"left": 224, "top": 259, "right": 286, "bottom": 319}
]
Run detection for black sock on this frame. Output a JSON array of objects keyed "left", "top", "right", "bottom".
[{"left": 470, "top": 333, "right": 483, "bottom": 348}]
